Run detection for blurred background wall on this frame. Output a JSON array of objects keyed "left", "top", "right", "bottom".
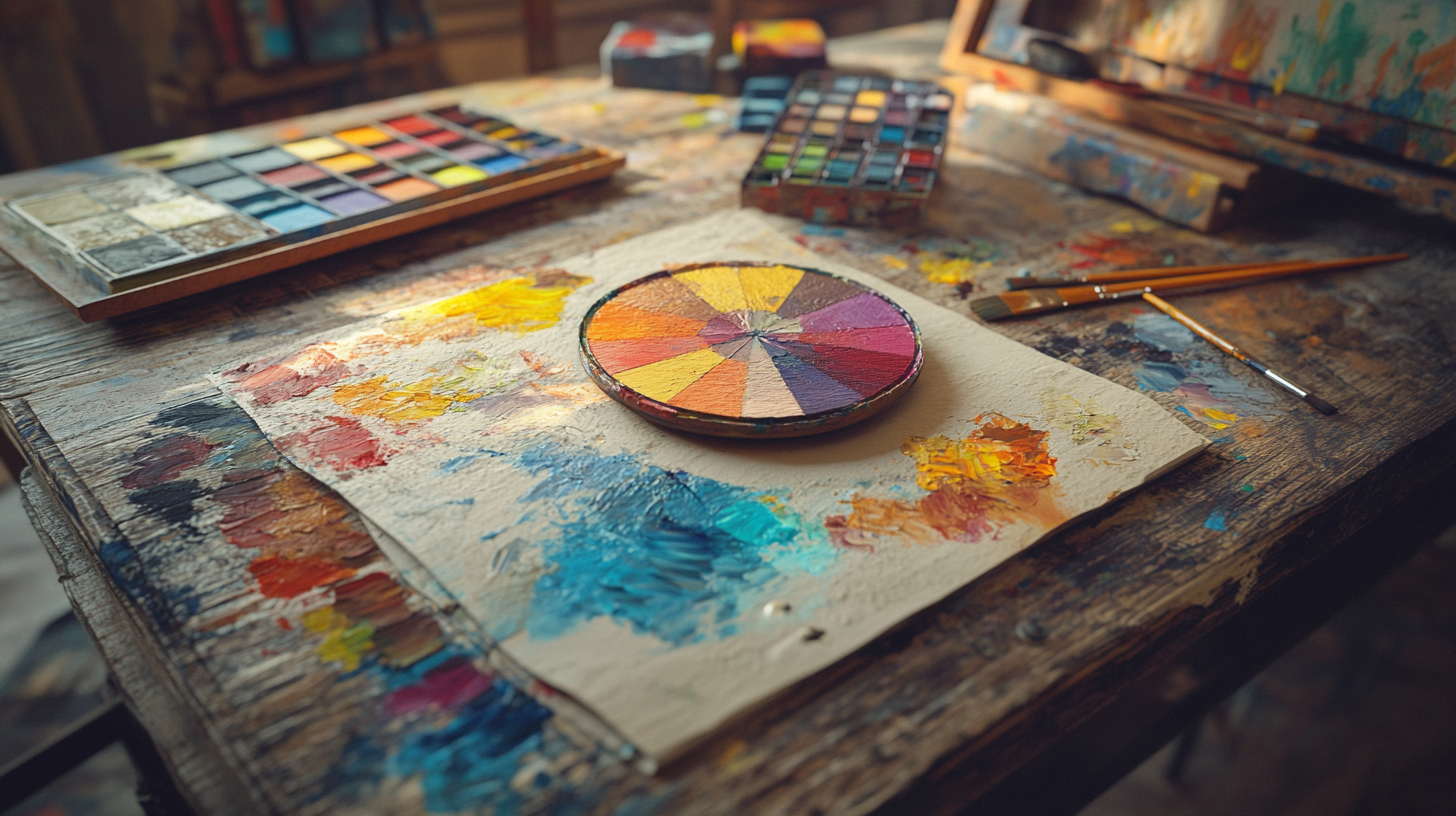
[{"left": 0, "top": 0, "right": 955, "bottom": 174}]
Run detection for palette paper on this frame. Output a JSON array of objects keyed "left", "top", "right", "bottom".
[
  {"left": 0, "top": 99, "right": 622, "bottom": 320},
  {"left": 211, "top": 210, "right": 1209, "bottom": 761}
]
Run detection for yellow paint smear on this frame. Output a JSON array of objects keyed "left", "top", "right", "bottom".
[
  {"left": 739, "top": 264, "right": 804, "bottom": 312},
  {"left": 304, "top": 606, "right": 375, "bottom": 671},
  {"left": 1199, "top": 407, "right": 1239, "bottom": 429},
  {"left": 614, "top": 348, "right": 725, "bottom": 402},
  {"left": 916, "top": 252, "right": 979, "bottom": 285},
  {"left": 333, "top": 376, "right": 481, "bottom": 422},
  {"left": 403, "top": 274, "right": 586, "bottom": 334},
  {"left": 881, "top": 254, "right": 908, "bottom": 270},
  {"left": 675, "top": 266, "right": 749, "bottom": 312},
  {"left": 902, "top": 419, "right": 1057, "bottom": 492}
]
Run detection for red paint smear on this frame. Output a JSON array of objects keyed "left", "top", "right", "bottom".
[
  {"left": 277, "top": 617, "right": 292, "bottom": 630},
  {"left": 123, "top": 435, "right": 214, "bottom": 489},
  {"left": 1068, "top": 235, "right": 1143, "bottom": 267},
  {"left": 385, "top": 656, "right": 494, "bottom": 716},
  {"left": 278, "top": 416, "right": 390, "bottom": 472},
  {"left": 591, "top": 336, "right": 713, "bottom": 374},
  {"left": 248, "top": 552, "right": 357, "bottom": 598},
  {"left": 227, "top": 348, "right": 351, "bottom": 406}
]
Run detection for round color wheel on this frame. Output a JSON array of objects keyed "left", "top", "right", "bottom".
[{"left": 579, "top": 261, "right": 923, "bottom": 438}]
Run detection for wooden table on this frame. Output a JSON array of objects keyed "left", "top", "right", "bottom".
[{"left": 4, "top": 21, "right": 1455, "bottom": 816}]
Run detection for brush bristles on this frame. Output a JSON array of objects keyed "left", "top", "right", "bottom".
[
  {"left": 1304, "top": 394, "right": 1338, "bottom": 415},
  {"left": 970, "top": 295, "right": 1013, "bottom": 322}
]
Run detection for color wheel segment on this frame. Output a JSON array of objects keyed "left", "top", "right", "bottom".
[{"left": 581, "top": 262, "right": 922, "bottom": 437}]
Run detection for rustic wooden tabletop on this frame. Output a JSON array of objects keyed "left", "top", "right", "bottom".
[{"left": 2, "top": 20, "right": 1454, "bottom": 816}]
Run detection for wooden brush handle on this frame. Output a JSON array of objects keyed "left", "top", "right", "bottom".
[{"left": 1057, "top": 253, "right": 1408, "bottom": 305}]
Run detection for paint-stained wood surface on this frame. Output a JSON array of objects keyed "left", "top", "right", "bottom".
[{"left": 2, "top": 21, "right": 1456, "bottom": 816}]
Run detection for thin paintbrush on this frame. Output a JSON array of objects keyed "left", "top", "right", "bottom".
[
  {"left": 1006, "top": 258, "right": 1311, "bottom": 289},
  {"left": 1141, "top": 292, "right": 1337, "bottom": 415},
  {"left": 971, "top": 253, "right": 1408, "bottom": 321}
]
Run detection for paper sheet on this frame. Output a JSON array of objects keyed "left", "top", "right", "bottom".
[{"left": 212, "top": 211, "right": 1208, "bottom": 759}]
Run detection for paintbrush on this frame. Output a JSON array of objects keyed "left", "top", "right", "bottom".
[
  {"left": 1141, "top": 292, "right": 1337, "bottom": 415},
  {"left": 971, "top": 253, "right": 1408, "bottom": 321},
  {"left": 1006, "top": 258, "right": 1311, "bottom": 290}
]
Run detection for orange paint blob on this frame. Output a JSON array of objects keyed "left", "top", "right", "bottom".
[
  {"left": 824, "top": 414, "right": 1065, "bottom": 549},
  {"left": 249, "top": 552, "right": 357, "bottom": 598},
  {"left": 332, "top": 375, "right": 482, "bottom": 422},
  {"left": 585, "top": 301, "right": 710, "bottom": 340}
]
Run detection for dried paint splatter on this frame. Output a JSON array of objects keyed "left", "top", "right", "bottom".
[
  {"left": 1130, "top": 311, "right": 1279, "bottom": 429},
  {"left": 825, "top": 414, "right": 1065, "bottom": 550},
  {"left": 221, "top": 269, "right": 591, "bottom": 409},
  {"left": 121, "top": 399, "right": 557, "bottom": 813},
  {"left": 1040, "top": 390, "right": 1139, "bottom": 465}
]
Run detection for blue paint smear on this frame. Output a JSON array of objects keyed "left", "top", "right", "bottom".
[
  {"left": 515, "top": 443, "right": 813, "bottom": 646},
  {"left": 1132, "top": 312, "right": 1196, "bottom": 352},
  {"left": 799, "top": 224, "right": 847, "bottom": 236},
  {"left": 1137, "top": 360, "right": 1191, "bottom": 392},
  {"left": 386, "top": 675, "right": 552, "bottom": 813},
  {"left": 1204, "top": 509, "right": 1228, "bottom": 532}
]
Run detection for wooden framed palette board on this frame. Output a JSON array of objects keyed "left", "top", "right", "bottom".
[{"left": 0, "top": 91, "right": 624, "bottom": 322}]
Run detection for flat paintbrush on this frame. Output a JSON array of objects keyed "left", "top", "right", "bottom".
[
  {"left": 1006, "top": 258, "right": 1311, "bottom": 290},
  {"left": 971, "top": 253, "right": 1408, "bottom": 321},
  {"left": 1141, "top": 292, "right": 1337, "bottom": 415}
]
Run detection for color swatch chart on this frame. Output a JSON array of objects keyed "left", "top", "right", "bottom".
[
  {"left": 4, "top": 106, "right": 593, "bottom": 292},
  {"left": 742, "top": 72, "right": 952, "bottom": 227},
  {"left": 580, "top": 262, "right": 922, "bottom": 438}
]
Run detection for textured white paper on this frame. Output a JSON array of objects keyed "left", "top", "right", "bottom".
[{"left": 212, "top": 211, "right": 1208, "bottom": 760}]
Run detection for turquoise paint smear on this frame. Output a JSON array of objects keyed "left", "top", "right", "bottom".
[
  {"left": 514, "top": 442, "right": 834, "bottom": 646},
  {"left": 1204, "top": 509, "right": 1228, "bottom": 532}
]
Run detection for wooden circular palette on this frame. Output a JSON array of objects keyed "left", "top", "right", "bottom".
[{"left": 580, "top": 261, "right": 923, "bottom": 438}]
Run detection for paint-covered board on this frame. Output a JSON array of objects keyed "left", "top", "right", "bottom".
[
  {"left": 967, "top": 0, "right": 1456, "bottom": 168},
  {"left": 210, "top": 210, "right": 1209, "bottom": 761}
]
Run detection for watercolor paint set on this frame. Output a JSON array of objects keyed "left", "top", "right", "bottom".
[
  {"left": 740, "top": 71, "right": 952, "bottom": 228},
  {"left": 0, "top": 102, "right": 623, "bottom": 320}
]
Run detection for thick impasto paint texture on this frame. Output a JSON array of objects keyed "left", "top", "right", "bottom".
[
  {"left": 826, "top": 415, "right": 1065, "bottom": 550},
  {"left": 213, "top": 212, "right": 1209, "bottom": 762},
  {"left": 517, "top": 442, "right": 809, "bottom": 645},
  {"left": 119, "top": 399, "right": 562, "bottom": 814}
]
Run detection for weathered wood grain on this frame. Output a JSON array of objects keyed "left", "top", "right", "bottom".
[{"left": 1, "top": 22, "right": 1455, "bottom": 816}]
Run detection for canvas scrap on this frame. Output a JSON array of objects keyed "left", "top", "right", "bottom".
[{"left": 210, "top": 210, "right": 1209, "bottom": 761}]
